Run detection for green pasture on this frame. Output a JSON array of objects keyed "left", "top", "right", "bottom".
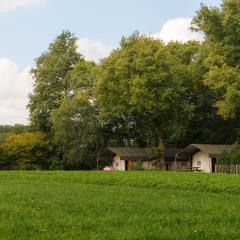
[{"left": 0, "top": 171, "right": 240, "bottom": 240}]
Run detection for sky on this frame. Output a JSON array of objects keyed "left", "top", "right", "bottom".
[{"left": 0, "top": 0, "right": 222, "bottom": 125}]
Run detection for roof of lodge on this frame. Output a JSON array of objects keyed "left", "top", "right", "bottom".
[
  {"left": 100, "top": 148, "right": 149, "bottom": 161},
  {"left": 99, "top": 147, "right": 187, "bottom": 161},
  {"left": 177, "top": 144, "right": 233, "bottom": 158}
]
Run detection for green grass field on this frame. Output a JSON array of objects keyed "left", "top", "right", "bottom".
[{"left": 1, "top": 171, "right": 240, "bottom": 240}]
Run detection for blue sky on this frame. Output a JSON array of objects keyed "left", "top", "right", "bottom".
[
  {"left": 1, "top": 0, "right": 221, "bottom": 67},
  {"left": 0, "top": 0, "right": 222, "bottom": 124}
]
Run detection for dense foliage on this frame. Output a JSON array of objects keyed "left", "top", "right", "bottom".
[
  {"left": 217, "top": 144, "right": 240, "bottom": 164},
  {"left": 51, "top": 61, "right": 106, "bottom": 169},
  {"left": 192, "top": 0, "right": 240, "bottom": 119},
  {"left": 0, "top": 0, "right": 239, "bottom": 170},
  {"left": 1, "top": 132, "right": 51, "bottom": 170},
  {"left": 0, "top": 125, "right": 31, "bottom": 169},
  {"left": 28, "top": 31, "right": 81, "bottom": 133},
  {"left": 97, "top": 36, "right": 199, "bottom": 168},
  {"left": 0, "top": 125, "right": 29, "bottom": 143}
]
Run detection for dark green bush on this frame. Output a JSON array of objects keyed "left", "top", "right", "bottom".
[
  {"left": 1, "top": 132, "right": 52, "bottom": 170},
  {"left": 217, "top": 144, "right": 240, "bottom": 164}
]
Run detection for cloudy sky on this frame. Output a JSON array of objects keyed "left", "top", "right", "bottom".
[{"left": 0, "top": 0, "right": 221, "bottom": 125}]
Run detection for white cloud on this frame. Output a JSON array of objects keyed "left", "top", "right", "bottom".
[
  {"left": 153, "top": 18, "right": 203, "bottom": 43},
  {"left": 77, "top": 38, "right": 112, "bottom": 62},
  {"left": 0, "top": 18, "right": 203, "bottom": 125},
  {"left": 76, "top": 19, "right": 203, "bottom": 62},
  {"left": 0, "top": 38, "right": 112, "bottom": 124},
  {"left": 0, "top": 0, "right": 47, "bottom": 13},
  {"left": 0, "top": 58, "right": 33, "bottom": 125}
]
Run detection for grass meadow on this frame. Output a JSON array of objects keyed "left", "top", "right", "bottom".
[{"left": 0, "top": 171, "right": 240, "bottom": 239}]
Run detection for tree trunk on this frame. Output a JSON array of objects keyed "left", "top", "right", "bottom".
[{"left": 158, "top": 133, "right": 166, "bottom": 171}]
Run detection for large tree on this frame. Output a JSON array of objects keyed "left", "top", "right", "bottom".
[
  {"left": 97, "top": 34, "right": 200, "bottom": 168},
  {"left": 28, "top": 31, "right": 82, "bottom": 133},
  {"left": 51, "top": 61, "right": 104, "bottom": 169},
  {"left": 192, "top": 0, "right": 240, "bottom": 120},
  {"left": 177, "top": 44, "right": 239, "bottom": 146}
]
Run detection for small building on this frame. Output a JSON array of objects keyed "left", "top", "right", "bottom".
[
  {"left": 98, "top": 147, "right": 188, "bottom": 171},
  {"left": 176, "top": 144, "right": 233, "bottom": 173},
  {"left": 165, "top": 148, "right": 190, "bottom": 171}
]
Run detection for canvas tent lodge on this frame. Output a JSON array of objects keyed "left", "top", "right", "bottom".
[
  {"left": 98, "top": 147, "right": 189, "bottom": 171},
  {"left": 98, "top": 144, "right": 233, "bottom": 173},
  {"left": 177, "top": 144, "right": 233, "bottom": 173}
]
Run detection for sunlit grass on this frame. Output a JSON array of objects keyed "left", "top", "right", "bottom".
[{"left": 0, "top": 171, "right": 239, "bottom": 239}]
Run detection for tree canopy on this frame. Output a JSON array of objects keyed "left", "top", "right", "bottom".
[
  {"left": 28, "top": 31, "right": 82, "bottom": 132},
  {"left": 97, "top": 34, "right": 200, "bottom": 167},
  {"left": 1, "top": 132, "right": 51, "bottom": 170},
  {"left": 193, "top": 0, "right": 240, "bottom": 119},
  {"left": 51, "top": 61, "right": 104, "bottom": 169},
  {"left": 1, "top": 0, "right": 240, "bottom": 170}
]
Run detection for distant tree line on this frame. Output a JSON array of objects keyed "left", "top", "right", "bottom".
[{"left": 0, "top": 0, "right": 239, "bottom": 170}]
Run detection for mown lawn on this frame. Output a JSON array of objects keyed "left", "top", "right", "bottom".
[{"left": 0, "top": 171, "right": 240, "bottom": 240}]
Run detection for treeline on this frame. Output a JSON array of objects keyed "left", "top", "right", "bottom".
[{"left": 0, "top": 0, "right": 240, "bottom": 170}]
